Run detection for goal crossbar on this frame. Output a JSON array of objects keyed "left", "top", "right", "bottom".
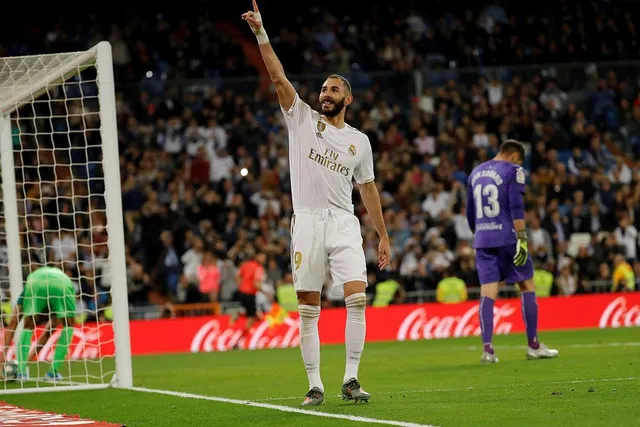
[{"left": 0, "top": 48, "right": 98, "bottom": 116}]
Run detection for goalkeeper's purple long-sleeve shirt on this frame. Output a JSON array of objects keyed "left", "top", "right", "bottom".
[{"left": 466, "top": 160, "right": 526, "bottom": 249}]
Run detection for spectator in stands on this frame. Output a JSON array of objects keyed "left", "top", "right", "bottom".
[
  {"left": 155, "top": 231, "right": 182, "bottom": 299},
  {"left": 371, "top": 272, "right": 405, "bottom": 308},
  {"left": 614, "top": 213, "right": 638, "bottom": 262},
  {"left": 533, "top": 260, "right": 554, "bottom": 297},
  {"left": 127, "top": 261, "right": 152, "bottom": 306},
  {"left": 181, "top": 234, "right": 204, "bottom": 285},
  {"left": 234, "top": 252, "right": 266, "bottom": 347},
  {"left": 197, "top": 249, "right": 221, "bottom": 302},
  {"left": 612, "top": 254, "right": 636, "bottom": 292},
  {"left": 275, "top": 272, "right": 297, "bottom": 313},
  {"left": 436, "top": 268, "right": 468, "bottom": 304},
  {"left": 556, "top": 264, "right": 578, "bottom": 296}
]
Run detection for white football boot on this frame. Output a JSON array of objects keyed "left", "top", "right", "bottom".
[
  {"left": 526, "top": 343, "right": 559, "bottom": 360},
  {"left": 480, "top": 352, "right": 499, "bottom": 364}
]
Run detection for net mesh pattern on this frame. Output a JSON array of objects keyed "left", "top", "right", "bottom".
[{"left": 0, "top": 52, "right": 116, "bottom": 390}]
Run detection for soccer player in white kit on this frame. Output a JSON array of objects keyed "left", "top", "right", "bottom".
[{"left": 243, "top": 0, "right": 391, "bottom": 406}]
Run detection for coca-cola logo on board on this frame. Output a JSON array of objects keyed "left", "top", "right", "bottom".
[
  {"left": 396, "top": 304, "right": 516, "bottom": 341},
  {"left": 3, "top": 327, "right": 106, "bottom": 361},
  {"left": 599, "top": 296, "right": 640, "bottom": 328},
  {"left": 190, "top": 317, "right": 300, "bottom": 353}
]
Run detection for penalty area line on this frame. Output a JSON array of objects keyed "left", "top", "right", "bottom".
[{"left": 128, "top": 386, "right": 438, "bottom": 427}]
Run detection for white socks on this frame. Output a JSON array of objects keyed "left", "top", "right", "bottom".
[
  {"left": 344, "top": 293, "right": 366, "bottom": 384},
  {"left": 298, "top": 304, "right": 323, "bottom": 392},
  {"left": 298, "top": 293, "right": 367, "bottom": 391}
]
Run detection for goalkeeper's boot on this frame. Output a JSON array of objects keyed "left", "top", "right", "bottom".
[
  {"left": 481, "top": 351, "right": 499, "bottom": 364},
  {"left": 44, "top": 371, "right": 63, "bottom": 381},
  {"left": 527, "top": 343, "right": 559, "bottom": 360},
  {"left": 301, "top": 387, "right": 324, "bottom": 406},
  {"left": 342, "top": 378, "right": 370, "bottom": 403}
]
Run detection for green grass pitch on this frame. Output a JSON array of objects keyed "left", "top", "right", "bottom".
[{"left": 3, "top": 328, "right": 639, "bottom": 427}]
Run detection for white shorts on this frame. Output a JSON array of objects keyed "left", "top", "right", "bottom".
[{"left": 290, "top": 208, "right": 368, "bottom": 296}]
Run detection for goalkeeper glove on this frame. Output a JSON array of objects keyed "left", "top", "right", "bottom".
[{"left": 513, "top": 230, "right": 529, "bottom": 267}]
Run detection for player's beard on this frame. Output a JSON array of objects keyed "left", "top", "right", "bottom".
[{"left": 321, "top": 97, "right": 346, "bottom": 118}]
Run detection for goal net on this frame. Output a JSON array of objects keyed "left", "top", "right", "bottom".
[{"left": 0, "top": 42, "right": 132, "bottom": 394}]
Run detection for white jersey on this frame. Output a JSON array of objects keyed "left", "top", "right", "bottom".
[{"left": 282, "top": 93, "right": 375, "bottom": 214}]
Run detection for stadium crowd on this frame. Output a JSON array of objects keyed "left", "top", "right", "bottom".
[
  {"left": 4, "top": 1, "right": 636, "bottom": 79},
  {"left": 1, "top": 1, "right": 639, "bottom": 320}
]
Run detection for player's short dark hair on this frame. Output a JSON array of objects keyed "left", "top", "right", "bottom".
[
  {"left": 500, "top": 139, "right": 525, "bottom": 161},
  {"left": 326, "top": 74, "right": 352, "bottom": 94}
]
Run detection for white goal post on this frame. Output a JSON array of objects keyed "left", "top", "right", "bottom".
[{"left": 0, "top": 41, "right": 132, "bottom": 393}]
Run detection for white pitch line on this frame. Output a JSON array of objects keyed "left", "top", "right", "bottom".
[
  {"left": 555, "top": 377, "right": 640, "bottom": 385},
  {"left": 253, "top": 377, "right": 640, "bottom": 402},
  {"left": 129, "top": 386, "right": 438, "bottom": 427},
  {"left": 564, "top": 342, "right": 640, "bottom": 348}
]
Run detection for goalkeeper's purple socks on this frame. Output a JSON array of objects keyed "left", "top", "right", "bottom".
[
  {"left": 479, "top": 296, "right": 494, "bottom": 354},
  {"left": 521, "top": 292, "right": 540, "bottom": 350}
]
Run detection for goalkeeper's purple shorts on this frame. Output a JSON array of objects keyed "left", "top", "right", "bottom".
[{"left": 475, "top": 245, "right": 534, "bottom": 285}]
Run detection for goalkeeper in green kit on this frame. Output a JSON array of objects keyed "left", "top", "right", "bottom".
[{"left": 11, "top": 265, "right": 76, "bottom": 381}]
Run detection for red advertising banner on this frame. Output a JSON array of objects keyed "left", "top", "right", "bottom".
[
  {"left": 0, "top": 402, "right": 124, "bottom": 426},
  {"left": 2, "top": 293, "right": 639, "bottom": 360}
]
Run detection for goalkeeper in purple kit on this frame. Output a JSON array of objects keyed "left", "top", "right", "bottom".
[{"left": 466, "top": 140, "right": 559, "bottom": 363}]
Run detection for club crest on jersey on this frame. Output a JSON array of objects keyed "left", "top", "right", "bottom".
[
  {"left": 348, "top": 144, "right": 356, "bottom": 156},
  {"left": 316, "top": 120, "right": 326, "bottom": 138}
]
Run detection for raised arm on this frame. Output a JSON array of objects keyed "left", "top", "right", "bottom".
[{"left": 242, "top": 0, "right": 296, "bottom": 111}]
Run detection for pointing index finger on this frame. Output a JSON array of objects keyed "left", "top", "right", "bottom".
[{"left": 253, "top": 0, "right": 259, "bottom": 13}]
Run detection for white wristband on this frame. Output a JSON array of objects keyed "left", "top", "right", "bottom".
[
  {"left": 251, "top": 12, "right": 269, "bottom": 45},
  {"left": 255, "top": 27, "right": 269, "bottom": 45}
]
